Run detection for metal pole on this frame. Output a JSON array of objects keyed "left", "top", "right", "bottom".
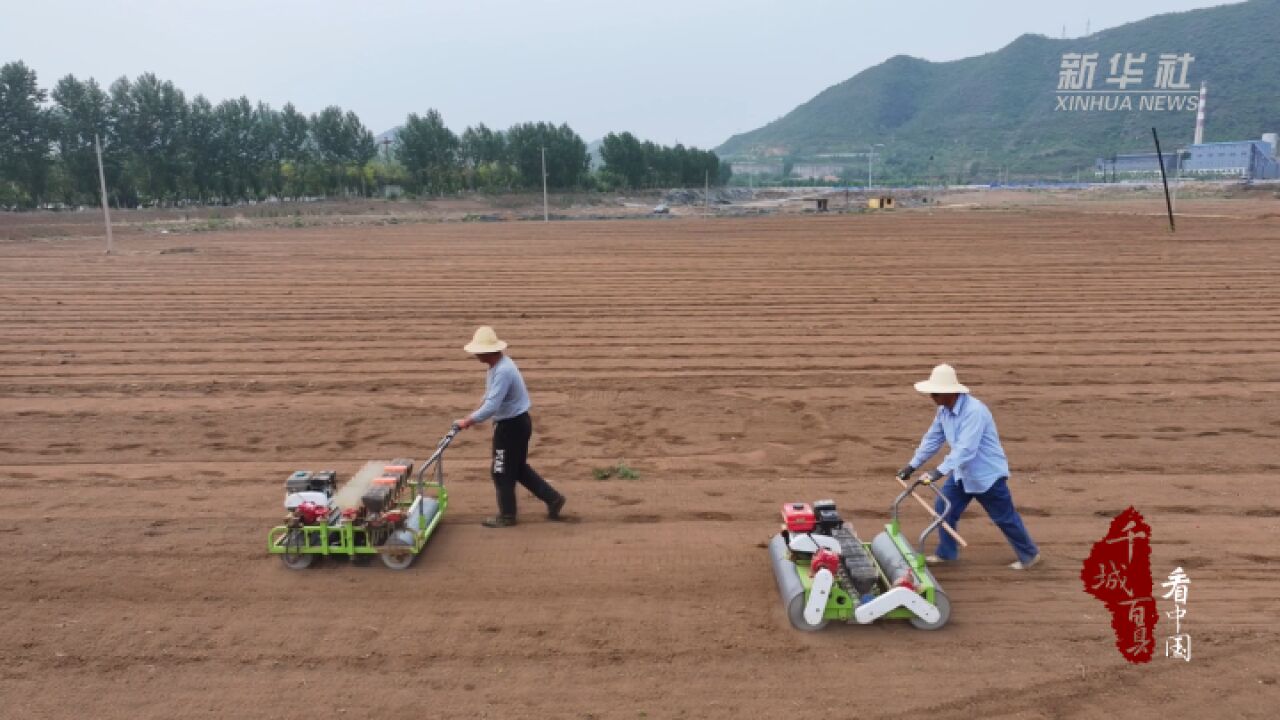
[
  {"left": 868, "top": 144, "right": 883, "bottom": 191},
  {"left": 1171, "top": 148, "right": 1183, "bottom": 213},
  {"left": 704, "top": 169, "right": 709, "bottom": 216},
  {"left": 541, "top": 146, "right": 548, "bottom": 222},
  {"left": 1151, "top": 127, "right": 1176, "bottom": 233},
  {"left": 95, "top": 133, "right": 113, "bottom": 254}
]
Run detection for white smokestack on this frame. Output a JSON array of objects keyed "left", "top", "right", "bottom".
[
  {"left": 1194, "top": 82, "right": 1207, "bottom": 145},
  {"left": 1263, "top": 133, "right": 1279, "bottom": 158}
]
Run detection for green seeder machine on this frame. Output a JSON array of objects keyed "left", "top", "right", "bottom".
[
  {"left": 267, "top": 425, "right": 459, "bottom": 570},
  {"left": 768, "top": 477, "right": 955, "bottom": 631}
]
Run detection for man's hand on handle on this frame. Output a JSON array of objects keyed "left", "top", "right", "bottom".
[
  {"left": 919, "top": 468, "right": 944, "bottom": 484},
  {"left": 896, "top": 464, "right": 917, "bottom": 481},
  {"left": 455, "top": 417, "right": 475, "bottom": 431}
]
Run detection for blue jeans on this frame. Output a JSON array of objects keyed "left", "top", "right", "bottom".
[{"left": 932, "top": 476, "right": 1039, "bottom": 562}]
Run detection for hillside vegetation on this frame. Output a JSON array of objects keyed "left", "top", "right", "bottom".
[{"left": 718, "top": 0, "right": 1280, "bottom": 181}]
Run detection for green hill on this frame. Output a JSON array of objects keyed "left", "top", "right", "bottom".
[{"left": 716, "top": 0, "right": 1280, "bottom": 181}]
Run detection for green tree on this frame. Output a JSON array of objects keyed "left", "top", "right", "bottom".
[
  {"left": 310, "top": 106, "right": 344, "bottom": 194},
  {"left": 50, "top": 74, "right": 109, "bottom": 205},
  {"left": 106, "top": 76, "right": 140, "bottom": 206},
  {"left": 0, "top": 61, "right": 54, "bottom": 206},
  {"left": 277, "top": 103, "right": 311, "bottom": 198},
  {"left": 460, "top": 123, "right": 508, "bottom": 190},
  {"left": 461, "top": 123, "right": 506, "bottom": 166},
  {"left": 346, "top": 111, "right": 377, "bottom": 196},
  {"left": 505, "top": 121, "right": 588, "bottom": 189},
  {"left": 214, "top": 97, "right": 258, "bottom": 200},
  {"left": 123, "top": 73, "right": 188, "bottom": 203},
  {"left": 184, "top": 95, "right": 219, "bottom": 201},
  {"left": 396, "top": 109, "right": 459, "bottom": 194},
  {"left": 600, "top": 132, "right": 726, "bottom": 189},
  {"left": 310, "top": 105, "right": 373, "bottom": 195},
  {"left": 600, "top": 131, "right": 645, "bottom": 188},
  {"left": 253, "top": 102, "right": 283, "bottom": 198}
]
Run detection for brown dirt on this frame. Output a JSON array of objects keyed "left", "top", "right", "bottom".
[{"left": 1, "top": 201, "right": 1278, "bottom": 719}]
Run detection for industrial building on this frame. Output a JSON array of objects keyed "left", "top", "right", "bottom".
[
  {"left": 1096, "top": 152, "right": 1179, "bottom": 177},
  {"left": 1094, "top": 84, "right": 1280, "bottom": 181},
  {"left": 1096, "top": 136, "right": 1280, "bottom": 181},
  {"left": 1181, "top": 137, "right": 1279, "bottom": 179}
]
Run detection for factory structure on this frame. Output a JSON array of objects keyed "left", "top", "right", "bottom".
[{"left": 1096, "top": 83, "right": 1280, "bottom": 181}]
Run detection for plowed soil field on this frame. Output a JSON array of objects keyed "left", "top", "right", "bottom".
[{"left": 2, "top": 203, "right": 1277, "bottom": 719}]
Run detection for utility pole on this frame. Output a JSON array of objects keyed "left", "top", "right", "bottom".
[
  {"left": 1152, "top": 127, "right": 1176, "bottom": 233},
  {"left": 704, "top": 169, "right": 709, "bottom": 216},
  {"left": 95, "top": 133, "right": 113, "bottom": 255},
  {"left": 541, "top": 146, "right": 549, "bottom": 222},
  {"left": 1171, "top": 148, "right": 1184, "bottom": 213},
  {"left": 868, "top": 143, "right": 884, "bottom": 191}
]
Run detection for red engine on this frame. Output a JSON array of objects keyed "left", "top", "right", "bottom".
[
  {"left": 296, "top": 501, "right": 330, "bottom": 525},
  {"left": 810, "top": 548, "right": 840, "bottom": 577},
  {"left": 781, "top": 503, "right": 816, "bottom": 533}
]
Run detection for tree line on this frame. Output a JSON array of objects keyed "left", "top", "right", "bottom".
[
  {"left": 599, "top": 132, "right": 731, "bottom": 189},
  {"left": 395, "top": 111, "right": 592, "bottom": 194},
  {"left": 0, "top": 61, "right": 729, "bottom": 209}
]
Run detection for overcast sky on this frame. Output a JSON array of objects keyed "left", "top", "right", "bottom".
[{"left": 3, "top": 0, "right": 1238, "bottom": 148}]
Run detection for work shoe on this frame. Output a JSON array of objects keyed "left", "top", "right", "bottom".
[
  {"left": 547, "top": 495, "right": 567, "bottom": 521},
  {"left": 1010, "top": 553, "right": 1042, "bottom": 571},
  {"left": 481, "top": 515, "right": 517, "bottom": 528},
  {"left": 925, "top": 554, "right": 953, "bottom": 566}
]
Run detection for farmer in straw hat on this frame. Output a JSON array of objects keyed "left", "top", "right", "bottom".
[
  {"left": 455, "top": 326, "right": 566, "bottom": 528},
  {"left": 897, "top": 364, "right": 1041, "bottom": 570}
]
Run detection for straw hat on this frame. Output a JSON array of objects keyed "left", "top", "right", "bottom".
[
  {"left": 463, "top": 326, "right": 508, "bottom": 354},
  {"left": 914, "top": 364, "right": 970, "bottom": 394}
]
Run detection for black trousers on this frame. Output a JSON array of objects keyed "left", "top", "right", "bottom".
[{"left": 491, "top": 412, "right": 560, "bottom": 517}]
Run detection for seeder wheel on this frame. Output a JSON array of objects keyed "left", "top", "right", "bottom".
[
  {"left": 909, "top": 589, "right": 951, "bottom": 630},
  {"left": 786, "top": 592, "right": 828, "bottom": 632},
  {"left": 280, "top": 552, "right": 315, "bottom": 570},
  {"left": 381, "top": 536, "right": 415, "bottom": 570},
  {"left": 280, "top": 529, "right": 316, "bottom": 570}
]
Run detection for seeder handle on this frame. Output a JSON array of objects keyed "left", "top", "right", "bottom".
[
  {"left": 895, "top": 476, "right": 968, "bottom": 548},
  {"left": 415, "top": 426, "right": 460, "bottom": 487}
]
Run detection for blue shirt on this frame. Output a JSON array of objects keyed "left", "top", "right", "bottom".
[
  {"left": 471, "top": 355, "right": 532, "bottom": 423},
  {"left": 909, "top": 394, "right": 1010, "bottom": 494}
]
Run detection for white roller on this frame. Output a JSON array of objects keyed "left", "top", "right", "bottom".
[{"left": 405, "top": 496, "right": 440, "bottom": 532}]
